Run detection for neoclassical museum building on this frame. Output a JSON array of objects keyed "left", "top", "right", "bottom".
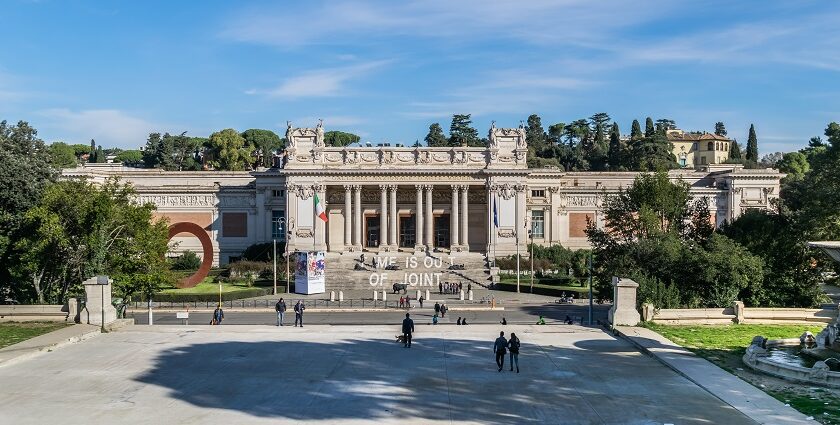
[{"left": 67, "top": 123, "right": 784, "bottom": 267}]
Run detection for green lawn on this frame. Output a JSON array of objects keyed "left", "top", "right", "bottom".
[
  {"left": 645, "top": 323, "right": 838, "bottom": 423},
  {"left": 159, "top": 280, "right": 256, "bottom": 295},
  {"left": 0, "top": 322, "right": 70, "bottom": 349}
]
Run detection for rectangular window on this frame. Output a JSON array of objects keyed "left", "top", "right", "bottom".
[
  {"left": 531, "top": 189, "right": 545, "bottom": 198},
  {"left": 530, "top": 210, "right": 545, "bottom": 239},
  {"left": 271, "top": 210, "right": 286, "bottom": 240},
  {"left": 272, "top": 189, "right": 285, "bottom": 198},
  {"left": 222, "top": 212, "right": 248, "bottom": 237}
]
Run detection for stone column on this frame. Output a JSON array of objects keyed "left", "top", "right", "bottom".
[
  {"left": 486, "top": 184, "right": 493, "bottom": 258},
  {"left": 414, "top": 185, "right": 424, "bottom": 250},
  {"left": 609, "top": 277, "right": 640, "bottom": 326},
  {"left": 450, "top": 185, "right": 460, "bottom": 251},
  {"left": 424, "top": 185, "right": 434, "bottom": 250},
  {"left": 344, "top": 185, "right": 352, "bottom": 251},
  {"left": 353, "top": 185, "right": 362, "bottom": 250},
  {"left": 379, "top": 185, "right": 388, "bottom": 250},
  {"left": 515, "top": 184, "right": 526, "bottom": 252},
  {"left": 389, "top": 185, "right": 398, "bottom": 249},
  {"left": 461, "top": 185, "right": 469, "bottom": 250},
  {"left": 314, "top": 184, "right": 327, "bottom": 251}
]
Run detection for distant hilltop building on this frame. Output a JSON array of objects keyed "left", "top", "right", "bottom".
[{"left": 667, "top": 129, "right": 732, "bottom": 168}]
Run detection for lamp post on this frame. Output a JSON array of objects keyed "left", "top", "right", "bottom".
[
  {"left": 529, "top": 229, "right": 534, "bottom": 293},
  {"left": 588, "top": 251, "right": 594, "bottom": 325},
  {"left": 273, "top": 217, "right": 286, "bottom": 296}
]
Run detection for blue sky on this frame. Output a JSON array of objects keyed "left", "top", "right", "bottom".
[{"left": 1, "top": 0, "right": 838, "bottom": 154}]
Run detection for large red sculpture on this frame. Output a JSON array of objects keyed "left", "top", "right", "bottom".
[{"left": 168, "top": 222, "right": 214, "bottom": 288}]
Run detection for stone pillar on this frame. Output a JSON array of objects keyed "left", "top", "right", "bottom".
[
  {"left": 379, "top": 185, "right": 388, "bottom": 250},
  {"left": 314, "top": 184, "right": 327, "bottom": 251},
  {"left": 425, "top": 185, "right": 434, "bottom": 250},
  {"left": 461, "top": 185, "right": 469, "bottom": 250},
  {"left": 451, "top": 185, "right": 460, "bottom": 251},
  {"left": 608, "top": 277, "right": 640, "bottom": 326},
  {"left": 414, "top": 185, "right": 424, "bottom": 250},
  {"left": 344, "top": 185, "right": 352, "bottom": 251},
  {"left": 733, "top": 300, "right": 745, "bottom": 324},
  {"left": 486, "top": 184, "right": 494, "bottom": 259},
  {"left": 389, "top": 185, "right": 398, "bottom": 249},
  {"left": 515, "top": 184, "right": 526, "bottom": 252},
  {"left": 353, "top": 185, "right": 362, "bottom": 250},
  {"left": 83, "top": 276, "right": 117, "bottom": 326}
]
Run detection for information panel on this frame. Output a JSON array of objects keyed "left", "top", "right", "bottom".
[{"left": 294, "top": 251, "right": 326, "bottom": 294}]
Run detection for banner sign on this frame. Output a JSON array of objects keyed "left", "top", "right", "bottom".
[{"left": 295, "top": 251, "right": 326, "bottom": 294}]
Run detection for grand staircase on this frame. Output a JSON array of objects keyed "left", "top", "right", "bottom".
[{"left": 323, "top": 251, "right": 491, "bottom": 292}]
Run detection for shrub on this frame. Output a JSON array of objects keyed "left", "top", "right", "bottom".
[{"left": 170, "top": 250, "right": 202, "bottom": 270}]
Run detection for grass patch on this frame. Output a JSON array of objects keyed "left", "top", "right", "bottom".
[
  {"left": 159, "top": 281, "right": 255, "bottom": 295},
  {"left": 495, "top": 280, "right": 590, "bottom": 297},
  {"left": 644, "top": 323, "right": 836, "bottom": 423},
  {"left": 0, "top": 322, "right": 70, "bottom": 349}
]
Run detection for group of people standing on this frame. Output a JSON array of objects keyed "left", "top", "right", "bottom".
[
  {"left": 438, "top": 281, "right": 469, "bottom": 295},
  {"left": 274, "top": 298, "right": 305, "bottom": 327}
]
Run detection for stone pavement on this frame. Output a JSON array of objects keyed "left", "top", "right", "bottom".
[
  {"left": 0, "top": 324, "right": 100, "bottom": 368},
  {"left": 615, "top": 326, "right": 812, "bottom": 425},
  {"left": 0, "top": 324, "right": 757, "bottom": 424}
]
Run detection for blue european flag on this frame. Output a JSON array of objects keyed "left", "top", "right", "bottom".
[{"left": 493, "top": 198, "right": 499, "bottom": 228}]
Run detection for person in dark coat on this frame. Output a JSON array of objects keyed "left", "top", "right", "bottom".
[
  {"left": 294, "top": 300, "right": 305, "bottom": 327},
  {"left": 213, "top": 305, "right": 224, "bottom": 325},
  {"left": 402, "top": 313, "right": 415, "bottom": 348},
  {"left": 508, "top": 332, "right": 521, "bottom": 373},
  {"left": 434, "top": 302, "right": 441, "bottom": 315},
  {"left": 493, "top": 331, "right": 508, "bottom": 372},
  {"left": 275, "top": 298, "right": 286, "bottom": 326}
]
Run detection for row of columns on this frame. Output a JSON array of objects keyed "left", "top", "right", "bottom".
[{"left": 341, "top": 184, "right": 471, "bottom": 252}]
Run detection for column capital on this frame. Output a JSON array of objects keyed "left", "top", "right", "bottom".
[
  {"left": 389, "top": 185, "right": 398, "bottom": 192},
  {"left": 453, "top": 184, "right": 468, "bottom": 191},
  {"left": 415, "top": 184, "right": 424, "bottom": 191},
  {"left": 423, "top": 184, "right": 434, "bottom": 191},
  {"left": 379, "top": 184, "right": 389, "bottom": 191},
  {"left": 343, "top": 184, "right": 354, "bottom": 191},
  {"left": 313, "top": 183, "right": 326, "bottom": 192}
]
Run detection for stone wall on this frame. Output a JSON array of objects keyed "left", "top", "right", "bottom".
[{"left": 642, "top": 302, "right": 836, "bottom": 325}]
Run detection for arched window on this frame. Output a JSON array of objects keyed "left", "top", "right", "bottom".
[{"left": 707, "top": 142, "right": 714, "bottom": 151}]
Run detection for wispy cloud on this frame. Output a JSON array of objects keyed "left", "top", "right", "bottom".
[
  {"left": 247, "top": 60, "right": 390, "bottom": 99},
  {"left": 37, "top": 108, "right": 165, "bottom": 149}
]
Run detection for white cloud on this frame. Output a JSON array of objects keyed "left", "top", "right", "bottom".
[
  {"left": 222, "top": 0, "right": 672, "bottom": 48},
  {"left": 37, "top": 108, "right": 165, "bottom": 149},
  {"left": 248, "top": 60, "right": 390, "bottom": 99}
]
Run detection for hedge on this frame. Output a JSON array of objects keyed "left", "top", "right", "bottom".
[{"left": 493, "top": 281, "right": 590, "bottom": 298}]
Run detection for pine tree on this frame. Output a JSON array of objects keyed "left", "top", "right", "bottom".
[
  {"left": 424, "top": 123, "right": 447, "bottom": 147},
  {"left": 94, "top": 146, "right": 106, "bottom": 163},
  {"left": 448, "top": 114, "right": 479, "bottom": 147},
  {"left": 746, "top": 124, "right": 758, "bottom": 162},
  {"left": 631, "top": 120, "right": 642, "bottom": 141},
  {"left": 714, "top": 122, "right": 727, "bottom": 137},
  {"left": 655, "top": 119, "right": 676, "bottom": 134},
  {"left": 729, "top": 140, "right": 742, "bottom": 160},
  {"left": 645, "top": 117, "right": 655, "bottom": 137},
  {"left": 143, "top": 133, "right": 161, "bottom": 168},
  {"left": 525, "top": 114, "right": 547, "bottom": 153},
  {"left": 608, "top": 122, "right": 621, "bottom": 171}
]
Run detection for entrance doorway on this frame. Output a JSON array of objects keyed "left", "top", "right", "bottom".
[
  {"left": 365, "top": 217, "right": 380, "bottom": 248},
  {"left": 399, "top": 216, "right": 416, "bottom": 248},
  {"left": 434, "top": 215, "right": 450, "bottom": 248}
]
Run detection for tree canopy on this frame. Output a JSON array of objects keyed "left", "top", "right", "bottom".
[
  {"left": 207, "top": 128, "right": 252, "bottom": 171},
  {"left": 448, "top": 114, "right": 480, "bottom": 147},
  {"left": 425, "top": 123, "right": 448, "bottom": 147},
  {"left": 323, "top": 130, "right": 360, "bottom": 147}
]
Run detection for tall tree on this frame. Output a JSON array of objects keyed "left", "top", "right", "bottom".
[
  {"left": 627, "top": 132, "right": 677, "bottom": 171},
  {"left": 644, "top": 117, "right": 655, "bottom": 137},
  {"left": 630, "top": 119, "right": 642, "bottom": 141},
  {"left": 589, "top": 112, "right": 611, "bottom": 144},
  {"left": 94, "top": 145, "right": 106, "bottom": 163},
  {"left": 48, "top": 142, "right": 78, "bottom": 168},
  {"left": 323, "top": 131, "right": 360, "bottom": 147},
  {"left": 448, "top": 114, "right": 479, "bottom": 147},
  {"left": 714, "top": 122, "right": 727, "bottom": 137},
  {"left": 525, "top": 114, "right": 547, "bottom": 153},
  {"left": 729, "top": 140, "right": 742, "bottom": 160},
  {"left": 608, "top": 123, "right": 621, "bottom": 171},
  {"left": 746, "top": 124, "right": 759, "bottom": 162},
  {"left": 142, "top": 133, "right": 162, "bottom": 168},
  {"left": 207, "top": 128, "right": 252, "bottom": 171},
  {"left": 655, "top": 118, "right": 676, "bottom": 134},
  {"left": 424, "top": 123, "right": 448, "bottom": 147},
  {"left": 242, "top": 129, "right": 283, "bottom": 168}
]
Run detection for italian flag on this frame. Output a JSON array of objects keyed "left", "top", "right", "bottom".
[{"left": 315, "top": 193, "right": 328, "bottom": 222}]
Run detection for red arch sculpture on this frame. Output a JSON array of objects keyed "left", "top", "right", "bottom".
[{"left": 168, "top": 222, "right": 214, "bottom": 288}]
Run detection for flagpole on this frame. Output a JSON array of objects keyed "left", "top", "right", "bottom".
[{"left": 515, "top": 192, "right": 520, "bottom": 294}]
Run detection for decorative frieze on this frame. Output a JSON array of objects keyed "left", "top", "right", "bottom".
[{"left": 137, "top": 194, "right": 216, "bottom": 208}]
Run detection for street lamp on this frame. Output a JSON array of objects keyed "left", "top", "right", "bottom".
[{"left": 273, "top": 217, "right": 286, "bottom": 295}]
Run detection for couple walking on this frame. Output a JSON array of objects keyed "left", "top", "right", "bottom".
[
  {"left": 275, "top": 299, "right": 305, "bottom": 327},
  {"left": 492, "top": 331, "right": 521, "bottom": 373}
]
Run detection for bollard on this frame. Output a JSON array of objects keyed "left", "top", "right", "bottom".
[
  {"left": 416, "top": 289, "right": 421, "bottom": 300},
  {"left": 425, "top": 289, "right": 430, "bottom": 301},
  {"left": 339, "top": 291, "right": 344, "bottom": 302},
  {"left": 330, "top": 291, "right": 336, "bottom": 302},
  {"left": 382, "top": 290, "right": 387, "bottom": 302},
  {"left": 468, "top": 290, "right": 473, "bottom": 301},
  {"left": 460, "top": 289, "right": 465, "bottom": 301},
  {"left": 373, "top": 290, "right": 378, "bottom": 301}
]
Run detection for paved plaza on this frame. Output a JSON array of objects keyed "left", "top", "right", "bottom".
[{"left": 0, "top": 324, "right": 756, "bottom": 425}]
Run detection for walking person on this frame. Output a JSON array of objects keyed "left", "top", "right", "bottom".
[
  {"left": 440, "top": 303, "right": 447, "bottom": 318},
  {"left": 399, "top": 296, "right": 405, "bottom": 308},
  {"left": 419, "top": 295, "right": 424, "bottom": 308},
  {"left": 294, "top": 300, "right": 305, "bottom": 327},
  {"left": 434, "top": 302, "right": 441, "bottom": 316},
  {"left": 493, "top": 331, "right": 508, "bottom": 372},
  {"left": 405, "top": 295, "right": 411, "bottom": 309},
  {"left": 508, "top": 332, "right": 521, "bottom": 373},
  {"left": 213, "top": 305, "right": 224, "bottom": 325},
  {"left": 438, "top": 281, "right": 443, "bottom": 294},
  {"left": 402, "top": 313, "right": 415, "bottom": 348},
  {"left": 275, "top": 298, "right": 287, "bottom": 326}
]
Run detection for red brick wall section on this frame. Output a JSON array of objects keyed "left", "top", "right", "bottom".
[
  {"left": 152, "top": 212, "right": 212, "bottom": 235},
  {"left": 569, "top": 212, "right": 594, "bottom": 238}
]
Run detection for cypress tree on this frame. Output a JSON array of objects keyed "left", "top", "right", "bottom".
[
  {"left": 631, "top": 119, "right": 642, "bottom": 140},
  {"left": 608, "top": 123, "right": 621, "bottom": 171},
  {"left": 644, "top": 117, "right": 655, "bottom": 137},
  {"left": 424, "top": 123, "right": 447, "bottom": 147},
  {"left": 746, "top": 124, "right": 758, "bottom": 162},
  {"left": 729, "top": 140, "right": 742, "bottom": 160}
]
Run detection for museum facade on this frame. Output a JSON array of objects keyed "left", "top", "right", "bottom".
[{"left": 66, "top": 123, "right": 784, "bottom": 266}]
